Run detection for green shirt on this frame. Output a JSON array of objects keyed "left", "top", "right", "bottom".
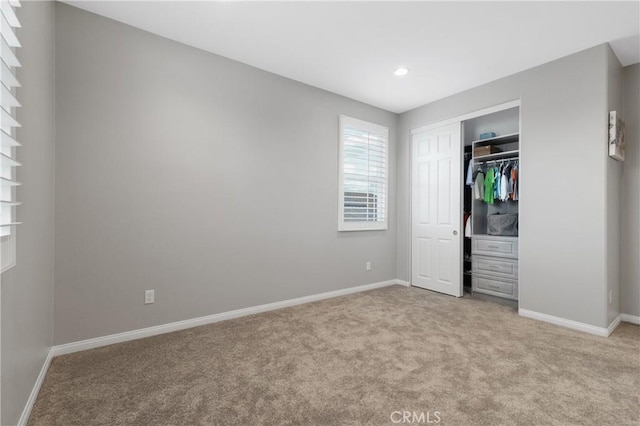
[{"left": 484, "top": 167, "right": 495, "bottom": 204}]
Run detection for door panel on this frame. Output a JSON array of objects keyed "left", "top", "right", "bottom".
[
  {"left": 437, "top": 239, "right": 452, "bottom": 283},
  {"left": 411, "top": 122, "right": 462, "bottom": 296},
  {"left": 437, "top": 158, "right": 451, "bottom": 224},
  {"left": 417, "top": 162, "right": 431, "bottom": 224},
  {"left": 417, "top": 237, "right": 431, "bottom": 279}
]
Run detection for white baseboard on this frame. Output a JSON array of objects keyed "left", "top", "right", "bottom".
[
  {"left": 621, "top": 313, "right": 640, "bottom": 325},
  {"left": 17, "top": 349, "right": 53, "bottom": 426},
  {"left": 51, "top": 279, "right": 404, "bottom": 357},
  {"left": 518, "top": 308, "right": 618, "bottom": 337},
  {"left": 19, "top": 279, "right": 405, "bottom": 425},
  {"left": 608, "top": 315, "right": 622, "bottom": 336},
  {"left": 19, "top": 283, "right": 626, "bottom": 425}
]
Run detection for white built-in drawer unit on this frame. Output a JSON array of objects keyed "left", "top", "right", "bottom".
[
  {"left": 472, "top": 235, "right": 518, "bottom": 259},
  {"left": 471, "top": 235, "right": 519, "bottom": 300},
  {"left": 472, "top": 256, "right": 518, "bottom": 280},
  {"left": 472, "top": 275, "right": 518, "bottom": 299}
]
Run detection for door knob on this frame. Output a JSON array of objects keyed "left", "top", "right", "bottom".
[{"left": 453, "top": 230, "right": 458, "bottom": 236}]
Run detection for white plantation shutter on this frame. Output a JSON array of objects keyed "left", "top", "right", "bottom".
[
  {"left": 338, "top": 115, "right": 389, "bottom": 231},
  {"left": 0, "top": 0, "right": 21, "bottom": 237}
]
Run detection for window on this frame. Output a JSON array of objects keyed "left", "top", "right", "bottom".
[
  {"left": 1, "top": 0, "right": 21, "bottom": 272},
  {"left": 338, "top": 115, "right": 389, "bottom": 231}
]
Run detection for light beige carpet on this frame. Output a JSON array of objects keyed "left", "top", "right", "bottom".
[{"left": 29, "top": 285, "right": 639, "bottom": 425}]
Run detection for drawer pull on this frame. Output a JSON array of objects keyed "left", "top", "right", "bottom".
[
  {"left": 489, "top": 284, "right": 500, "bottom": 290},
  {"left": 489, "top": 265, "right": 500, "bottom": 270},
  {"left": 487, "top": 245, "right": 500, "bottom": 249}
]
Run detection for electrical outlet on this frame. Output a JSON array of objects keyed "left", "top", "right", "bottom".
[
  {"left": 145, "top": 290, "right": 155, "bottom": 305},
  {"left": 366, "top": 261, "right": 371, "bottom": 271}
]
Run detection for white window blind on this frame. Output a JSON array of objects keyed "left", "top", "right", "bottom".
[
  {"left": 338, "top": 115, "right": 388, "bottom": 231},
  {"left": 0, "top": 0, "right": 21, "bottom": 238}
]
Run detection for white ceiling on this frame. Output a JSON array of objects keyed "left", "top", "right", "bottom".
[{"left": 63, "top": 1, "right": 640, "bottom": 113}]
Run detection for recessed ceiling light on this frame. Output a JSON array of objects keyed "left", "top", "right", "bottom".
[{"left": 394, "top": 67, "right": 409, "bottom": 77}]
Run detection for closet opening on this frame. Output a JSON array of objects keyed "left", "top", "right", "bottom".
[{"left": 462, "top": 105, "right": 520, "bottom": 308}]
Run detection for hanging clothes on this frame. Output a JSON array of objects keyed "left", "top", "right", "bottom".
[
  {"left": 474, "top": 170, "right": 484, "bottom": 200},
  {"left": 473, "top": 159, "right": 519, "bottom": 204},
  {"left": 511, "top": 165, "right": 518, "bottom": 200},
  {"left": 500, "top": 165, "right": 509, "bottom": 201},
  {"left": 493, "top": 166, "right": 500, "bottom": 200},
  {"left": 494, "top": 166, "right": 500, "bottom": 200},
  {"left": 506, "top": 163, "right": 514, "bottom": 198},
  {"left": 466, "top": 159, "right": 474, "bottom": 186},
  {"left": 483, "top": 168, "right": 495, "bottom": 204}
]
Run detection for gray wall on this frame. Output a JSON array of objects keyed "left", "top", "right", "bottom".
[
  {"left": 54, "top": 3, "right": 397, "bottom": 345},
  {"left": 621, "top": 63, "right": 640, "bottom": 318},
  {"left": 1, "top": 1, "right": 56, "bottom": 425},
  {"left": 397, "top": 45, "right": 612, "bottom": 328},
  {"left": 606, "top": 46, "right": 623, "bottom": 326}
]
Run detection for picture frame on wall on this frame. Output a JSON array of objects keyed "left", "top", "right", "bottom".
[{"left": 609, "top": 110, "right": 625, "bottom": 161}]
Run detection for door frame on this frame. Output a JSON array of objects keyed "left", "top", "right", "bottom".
[{"left": 409, "top": 99, "right": 522, "bottom": 293}]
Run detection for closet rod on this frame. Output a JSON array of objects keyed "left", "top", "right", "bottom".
[{"left": 475, "top": 158, "right": 518, "bottom": 164}]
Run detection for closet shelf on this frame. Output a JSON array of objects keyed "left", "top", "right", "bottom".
[
  {"left": 473, "top": 149, "right": 519, "bottom": 162},
  {"left": 471, "top": 132, "right": 519, "bottom": 147}
]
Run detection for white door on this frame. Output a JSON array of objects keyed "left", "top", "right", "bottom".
[{"left": 411, "top": 122, "right": 462, "bottom": 296}]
